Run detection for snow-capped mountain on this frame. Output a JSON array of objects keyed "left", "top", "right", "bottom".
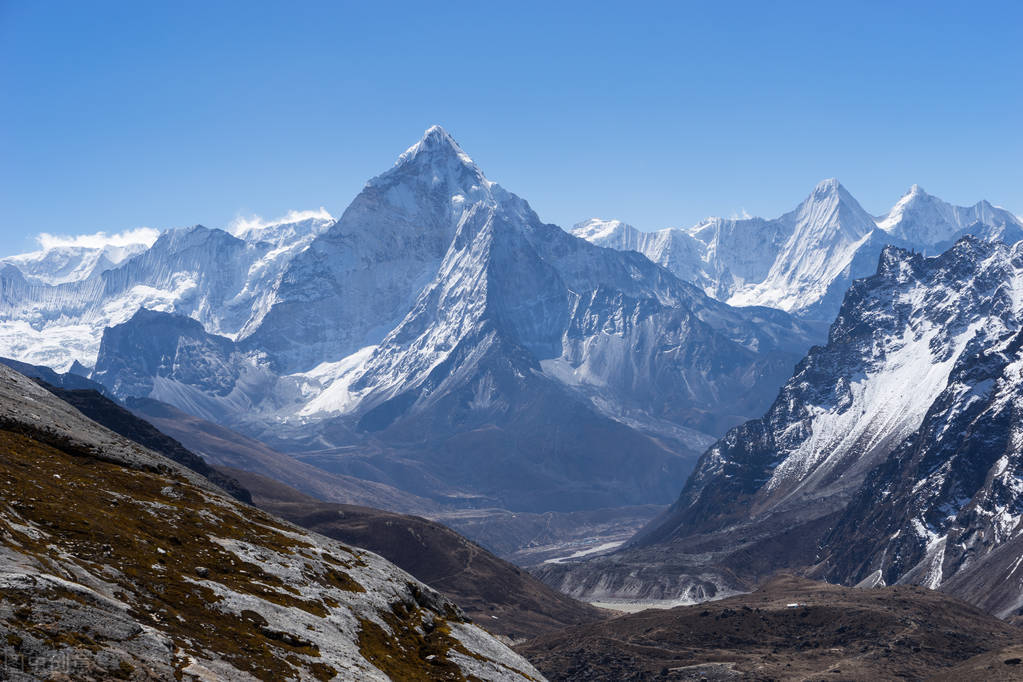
[
  {"left": 820, "top": 325, "right": 1023, "bottom": 610},
  {"left": 1, "top": 241, "right": 150, "bottom": 285},
  {"left": 0, "top": 211, "right": 332, "bottom": 371},
  {"left": 637, "top": 238, "right": 1023, "bottom": 543},
  {"left": 878, "top": 184, "right": 1023, "bottom": 248},
  {"left": 540, "top": 237, "right": 1023, "bottom": 615},
  {"left": 75, "top": 127, "right": 819, "bottom": 512},
  {"left": 239, "top": 126, "right": 509, "bottom": 374},
  {"left": 575, "top": 181, "right": 1023, "bottom": 322}
]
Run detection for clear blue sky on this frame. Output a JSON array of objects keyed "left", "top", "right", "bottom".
[{"left": 2, "top": 1, "right": 1021, "bottom": 255}]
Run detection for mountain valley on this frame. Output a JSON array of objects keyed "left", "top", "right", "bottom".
[{"left": 5, "top": 126, "right": 1023, "bottom": 679}]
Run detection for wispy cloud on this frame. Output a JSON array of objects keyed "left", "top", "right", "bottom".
[
  {"left": 36, "top": 227, "right": 161, "bottom": 251},
  {"left": 228, "top": 207, "right": 334, "bottom": 236},
  {"left": 729, "top": 208, "right": 753, "bottom": 220}
]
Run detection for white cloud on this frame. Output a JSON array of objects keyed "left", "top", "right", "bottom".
[
  {"left": 729, "top": 208, "right": 753, "bottom": 220},
  {"left": 35, "top": 227, "right": 161, "bottom": 251},
  {"left": 228, "top": 207, "right": 334, "bottom": 236}
]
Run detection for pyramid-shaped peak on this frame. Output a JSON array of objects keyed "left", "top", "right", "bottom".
[
  {"left": 787, "top": 178, "right": 875, "bottom": 241},
  {"left": 394, "top": 125, "right": 478, "bottom": 170},
  {"left": 810, "top": 178, "right": 846, "bottom": 198},
  {"left": 802, "top": 178, "right": 871, "bottom": 215}
]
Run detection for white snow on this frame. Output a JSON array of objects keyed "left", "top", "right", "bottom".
[
  {"left": 766, "top": 318, "right": 981, "bottom": 499},
  {"left": 574, "top": 180, "right": 1023, "bottom": 320},
  {"left": 292, "top": 346, "right": 378, "bottom": 417}
]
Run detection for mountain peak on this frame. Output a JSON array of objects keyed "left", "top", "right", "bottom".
[
  {"left": 802, "top": 179, "right": 867, "bottom": 216},
  {"left": 875, "top": 185, "right": 1023, "bottom": 246},
  {"left": 395, "top": 125, "right": 478, "bottom": 171},
  {"left": 893, "top": 184, "right": 934, "bottom": 207},
  {"left": 809, "top": 178, "right": 847, "bottom": 200}
]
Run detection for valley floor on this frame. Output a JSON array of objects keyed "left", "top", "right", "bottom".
[{"left": 516, "top": 575, "right": 1023, "bottom": 681}]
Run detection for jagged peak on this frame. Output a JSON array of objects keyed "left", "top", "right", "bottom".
[
  {"left": 897, "top": 183, "right": 935, "bottom": 205},
  {"left": 797, "top": 179, "right": 871, "bottom": 220},
  {"left": 806, "top": 178, "right": 857, "bottom": 204},
  {"left": 876, "top": 243, "right": 916, "bottom": 271},
  {"left": 126, "top": 306, "right": 202, "bottom": 327},
  {"left": 785, "top": 178, "right": 875, "bottom": 241},
  {"left": 394, "top": 125, "right": 480, "bottom": 171},
  {"left": 814, "top": 177, "right": 842, "bottom": 193}
]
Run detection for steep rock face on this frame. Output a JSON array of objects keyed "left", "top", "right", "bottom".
[
  {"left": 241, "top": 126, "right": 497, "bottom": 373},
  {"left": 633, "top": 239, "right": 1023, "bottom": 549},
  {"left": 0, "top": 363, "right": 541, "bottom": 680},
  {"left": 542, "top": 239, "right": 1023, "bottom": 612},
  {"left": 575, "top": 182, "right": 1023, "bottom": 323},
  {"left": 290, "top": 132, "right": 814, "bottom": 449},
  {"left": 92, "top": 308, "right": 273, "bottom": 424},
  {"left": 819, "top": 327, "right": 1023, "bottom": 608}
]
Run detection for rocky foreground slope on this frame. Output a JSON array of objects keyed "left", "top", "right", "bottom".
[
  {"left": 232, "top": 468, "right": 606, "bottom": 643},
  {"left": 0, "top": 364, "right": 541, "bottom": 680}
]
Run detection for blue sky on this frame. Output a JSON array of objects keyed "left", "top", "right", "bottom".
[{"left": 1, "top": 1, "right": 1021, "bottom": 256}]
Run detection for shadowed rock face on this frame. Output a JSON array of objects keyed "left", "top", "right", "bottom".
[
  {"left": 0, "top": 356, "right": 108, "bottom": 393},
  {"left": 516, "top": 576, "right": 1023, "bottom": 681},
  {"left": 0, "top": 364, "right": 542, "bottom": 680}
]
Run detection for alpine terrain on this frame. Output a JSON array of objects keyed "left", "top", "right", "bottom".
[
  {"left": 540, "top": 237, "right": 1023, "bottom": 625},
  {"left": 0, "top": 127, "right": 817, "bottom": 515},
  {"left": 5, "top": 126, "right": 1023, "bottom": 679}
]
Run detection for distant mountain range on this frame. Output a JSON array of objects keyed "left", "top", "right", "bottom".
[{"left": 574, "top": 180, "right": 1023, "bottom": 321}]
